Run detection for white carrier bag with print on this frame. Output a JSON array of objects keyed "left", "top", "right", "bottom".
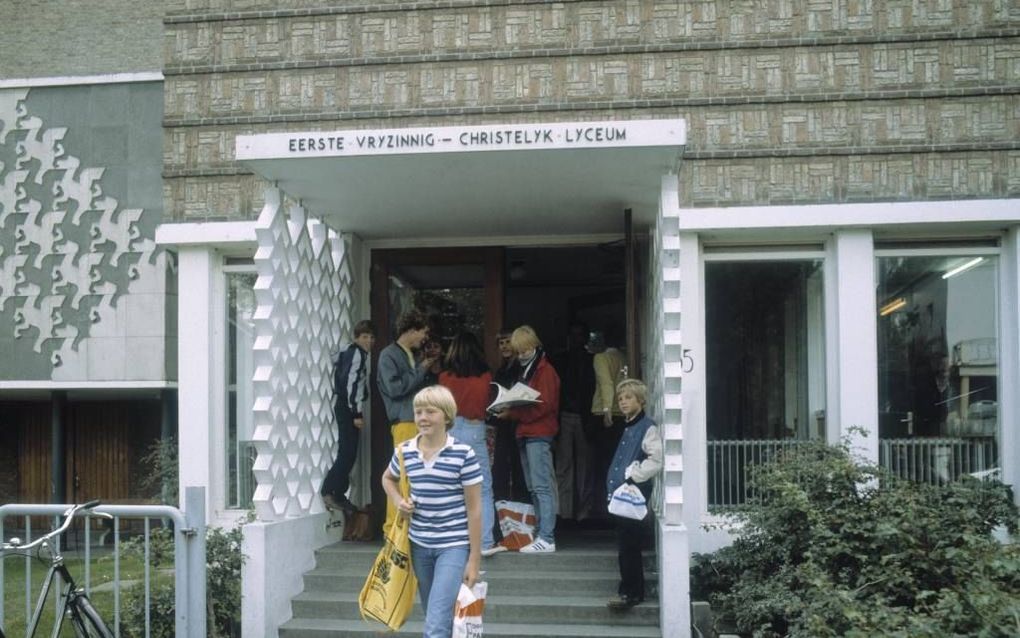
[
  {"left": 608, "top": 483, "right": 647, "bottom": 520},
  {"left": 494, "top": 500, "right": 536, "bottom": 551},
  {"left": 453, "top": 580, "right": 487, "bottom": 638}
]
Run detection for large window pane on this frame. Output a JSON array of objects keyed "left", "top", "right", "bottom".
[
  {"left": 226, "top": 271, "right": 258, "bottom": 509},
  {"left": 705, "top": 260, "right": 825, "bottom": 508},
  {"left": 876, "top": 254, "right": 999, "bottom": 484}
]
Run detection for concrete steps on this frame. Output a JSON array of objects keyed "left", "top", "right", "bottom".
[
  {"left": 280, "top": 618, "right": 662, "bottom": 637},
  {"left": 300, "top": 567, "right": 657, "bottom": 597},
  {"left": 279, "top": 533, "right": 661, "bottom": 638},
  {"left": 291, "top": 591, "right": 660, "bottom": 626}
]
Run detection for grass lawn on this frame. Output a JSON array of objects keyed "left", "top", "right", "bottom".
[{"left": 2, "top": 548, "right": 172, "bottom": 636}]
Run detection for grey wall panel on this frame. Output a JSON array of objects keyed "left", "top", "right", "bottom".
[{"left": 0, "top": 82, "right": 169, "bottom": 382}]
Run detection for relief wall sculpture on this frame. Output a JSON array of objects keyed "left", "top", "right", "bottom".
[{"left": 0, "top": 84, "right": 171, "bottom": 381}]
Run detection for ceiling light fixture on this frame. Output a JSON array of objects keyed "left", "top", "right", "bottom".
[
  {"left": 942, "top": 257, "right": 983, "bottom": 280},
  {"left": 879, "top": 297, "right": 907, "bottom": 316}
]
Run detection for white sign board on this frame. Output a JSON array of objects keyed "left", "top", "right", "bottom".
[{"left": 236, "top": 118, "right": 686, "bottom": 160}]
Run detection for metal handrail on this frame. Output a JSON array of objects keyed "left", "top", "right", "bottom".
[
  {"left": 0, "top": 487, "right": 206, "bottom": 638},
  {"left": 1, "top": 501, "right": 107, "bottom": 553}
]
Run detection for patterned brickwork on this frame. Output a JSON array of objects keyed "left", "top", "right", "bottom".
[
  {"left": 164, "top": 0, "right": 1019, "bottom": 35},
  {"left": 644, "top": 174, "right": 683, "bottom": 525},
  {"left": 161, "top": 0, "right": 1020, "bottom": 215},
  {"left": 684, "top": 150, "right": 1020, "bottom": 206},
  {"left": 250, "top": 186, "right": 353, "bottom": 520},
  {"left": 163, "top": 38, "right": 1020, "bottom": 123},
  {"left": 162, "top": 96, "right": 1020, "bottom": 172},
  {"left": 162, "top": 173, "right": 259, "bottom": 221}
]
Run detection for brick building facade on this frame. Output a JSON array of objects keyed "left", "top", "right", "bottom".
[
  {"left": 161, "top": 0, "right": 1020, "bottom": 220},
  {"left": 3, "top": 3, "right": 1019, "bottom": 636}
]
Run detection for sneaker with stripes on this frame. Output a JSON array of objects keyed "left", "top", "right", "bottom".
[{"left": 519, "top": 538, "right": 556, "bottom": 553}]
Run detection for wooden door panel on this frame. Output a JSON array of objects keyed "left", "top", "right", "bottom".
[{"left": 14, "top": 403, "right": 51, "bottom": 503}]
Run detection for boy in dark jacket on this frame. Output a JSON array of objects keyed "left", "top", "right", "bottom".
[
  {"left": 605, "top": 379, "right": 662, "bottom": 609},
  {"left": 321, "top": 320, "right": 375, "bottom": 516}
]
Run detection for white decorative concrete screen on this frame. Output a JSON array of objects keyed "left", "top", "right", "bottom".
[
  {"left": 251, "top": 187, "right": 353, "bottom": 519},
  {"left": 0, "top": 87, "right": 165, "bottom": 378},
  {"left": 645, "top": 174, "right": 684, "bottom": 525}
]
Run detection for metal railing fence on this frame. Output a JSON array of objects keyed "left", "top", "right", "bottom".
[
  {"left": 707, "top": 437, "right": 1000, "bottom": 509},
  {"left": 879, "top": 437, "right": 998, "bottom": 484},
  {"left": 0, "top": 487, "right": 206, "bottom": 638},
  {"left": 707, "top": 439, "right": 810, "bottom": 509}
]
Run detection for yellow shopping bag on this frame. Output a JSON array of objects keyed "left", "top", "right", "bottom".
[{"left": 359, "top": 448, "right": 417, "bottom": 630}]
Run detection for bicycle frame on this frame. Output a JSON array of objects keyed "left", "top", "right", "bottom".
[
  {"left": 21, "top": 543, "right": 87, "bottom": 638},
  {"left": 1, "top": 502, "right": 112, "bottom": 638}
]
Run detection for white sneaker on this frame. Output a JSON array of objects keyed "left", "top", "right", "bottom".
[
  {"left": 519, "top": 538, "right": 556, "bottom": 553},
  {"left": 481, "top": 544, "right": 507, "bottom": 557}
]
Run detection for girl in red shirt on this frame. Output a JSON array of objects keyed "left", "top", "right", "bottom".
[{"left": 439, "top": 331, "right": 503, "bottom": 556}]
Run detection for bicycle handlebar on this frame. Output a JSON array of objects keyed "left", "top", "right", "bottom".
[{"left": 2, "top": 501, "right": 103, "bottom": 553}]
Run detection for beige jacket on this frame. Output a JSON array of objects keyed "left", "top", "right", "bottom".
[{"left": 590, "top": 347, "right": 624, "bottom": 416}]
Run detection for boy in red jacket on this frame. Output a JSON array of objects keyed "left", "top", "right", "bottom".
[{"left": 496, "top": 325, "right": 561, "bottom": 553}]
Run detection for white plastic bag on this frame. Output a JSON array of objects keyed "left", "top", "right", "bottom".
[
  {"left": 608, "top": 483, "right": 647, "bottom": 520},
  {"left": 452, "top": 581, "right": 487, "bottom": 638}
]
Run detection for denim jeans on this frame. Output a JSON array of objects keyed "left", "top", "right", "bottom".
[
  {"left": 449, "top": 417, "right": 495, "bottom": 548},
  {"left": 411, "top": 542, "right": 470, "bottom": 638},
  {"left": 517, "top": 436, "right": 556, "bottom": 543}
]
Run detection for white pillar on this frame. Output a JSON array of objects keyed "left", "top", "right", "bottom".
[
  {"left": 656, "top": 175, "right": 690, "bottom": 638},
  {"left": 678, "top": 232, "right": 706, "bottom": 529},
  {"left": 176, "top": 246, "right": 221, "bottom": 521},
  {"left": 658, "top": 519, "right": 691, "bottom": 638},
  {"left": 827, "top": 229, "right": 879, "bottom": 460},
  {"left": 999, "top": 226, "right": 1020, "bottom": 503}
]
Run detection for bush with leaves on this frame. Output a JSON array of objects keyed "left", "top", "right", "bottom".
[
  {"left": 122, "top": 524, "right": 246, "bottom": 638},
  {"left": 691, "top": 439, "right": 1020, "bottom": 637},
  {"left": 138, "top": 436, "right": 179, "bottom": 505}
]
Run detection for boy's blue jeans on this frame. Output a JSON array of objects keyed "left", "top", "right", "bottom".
[
  {"left": 411, "top": 542, "right": 469, "bottom": 638},
  {"left": 450, "top": 417, "right": 495, "bottom": 548},
  {"left": 517, "top": 436, "right": 556, "bottom": 543}
]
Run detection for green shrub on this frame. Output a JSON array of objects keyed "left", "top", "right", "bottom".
[
  {"left": 121, "top": 524, "right": 245, "bottom": 638},
  {"left": 691, "top": 439, "right": 1020, "bottom": 637},
  {"left": 138, "top": 436, "right": 179, "bottom": 505}
]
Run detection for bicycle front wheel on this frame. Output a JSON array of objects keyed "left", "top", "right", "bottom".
[{"left": 69, "top": 595, "right": 114, "bottom": 638}]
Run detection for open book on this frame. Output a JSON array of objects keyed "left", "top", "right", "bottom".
[{"left": 487, "top": 381, "right": 541, "bottom": 413}]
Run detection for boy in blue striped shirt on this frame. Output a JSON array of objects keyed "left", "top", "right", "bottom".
[{"left": 383, "top": 385, "right": 483, "bottom": 638}]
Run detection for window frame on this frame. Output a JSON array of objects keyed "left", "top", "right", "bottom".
[
  {"left": 223, "top": 263, "right": 258, "bottom": 510},
  {"left": 873, "top": 243, "right": 1003, "bottom": 481},
  {"left": 685, "top": 238, "right": 833, "bottom": 519}
]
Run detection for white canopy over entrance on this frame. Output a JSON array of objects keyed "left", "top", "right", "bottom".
[
  {"left": 235, "top": 118, "right": 686, "bottom": 239},
  {"left": 223, "top": 117, "right": 690, "bottom": 637}
]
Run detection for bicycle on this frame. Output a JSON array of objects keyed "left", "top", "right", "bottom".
[{"left": 1, "top": 500, "right": 115, "bottom": 638}]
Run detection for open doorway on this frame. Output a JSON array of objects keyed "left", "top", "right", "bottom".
[
  {"left": 367, "top": 242, "right": 635, "bottom": 530},
  {"left": 503, "top": 245, "right": 626, "bottom": 355}
]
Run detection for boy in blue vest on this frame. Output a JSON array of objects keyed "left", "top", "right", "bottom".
[
  {"left": 322, "top": 319, "right": 376, "bottom": 516},
  {"left": 605, "top": 379, "right": 663, "bottom": 610}
]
